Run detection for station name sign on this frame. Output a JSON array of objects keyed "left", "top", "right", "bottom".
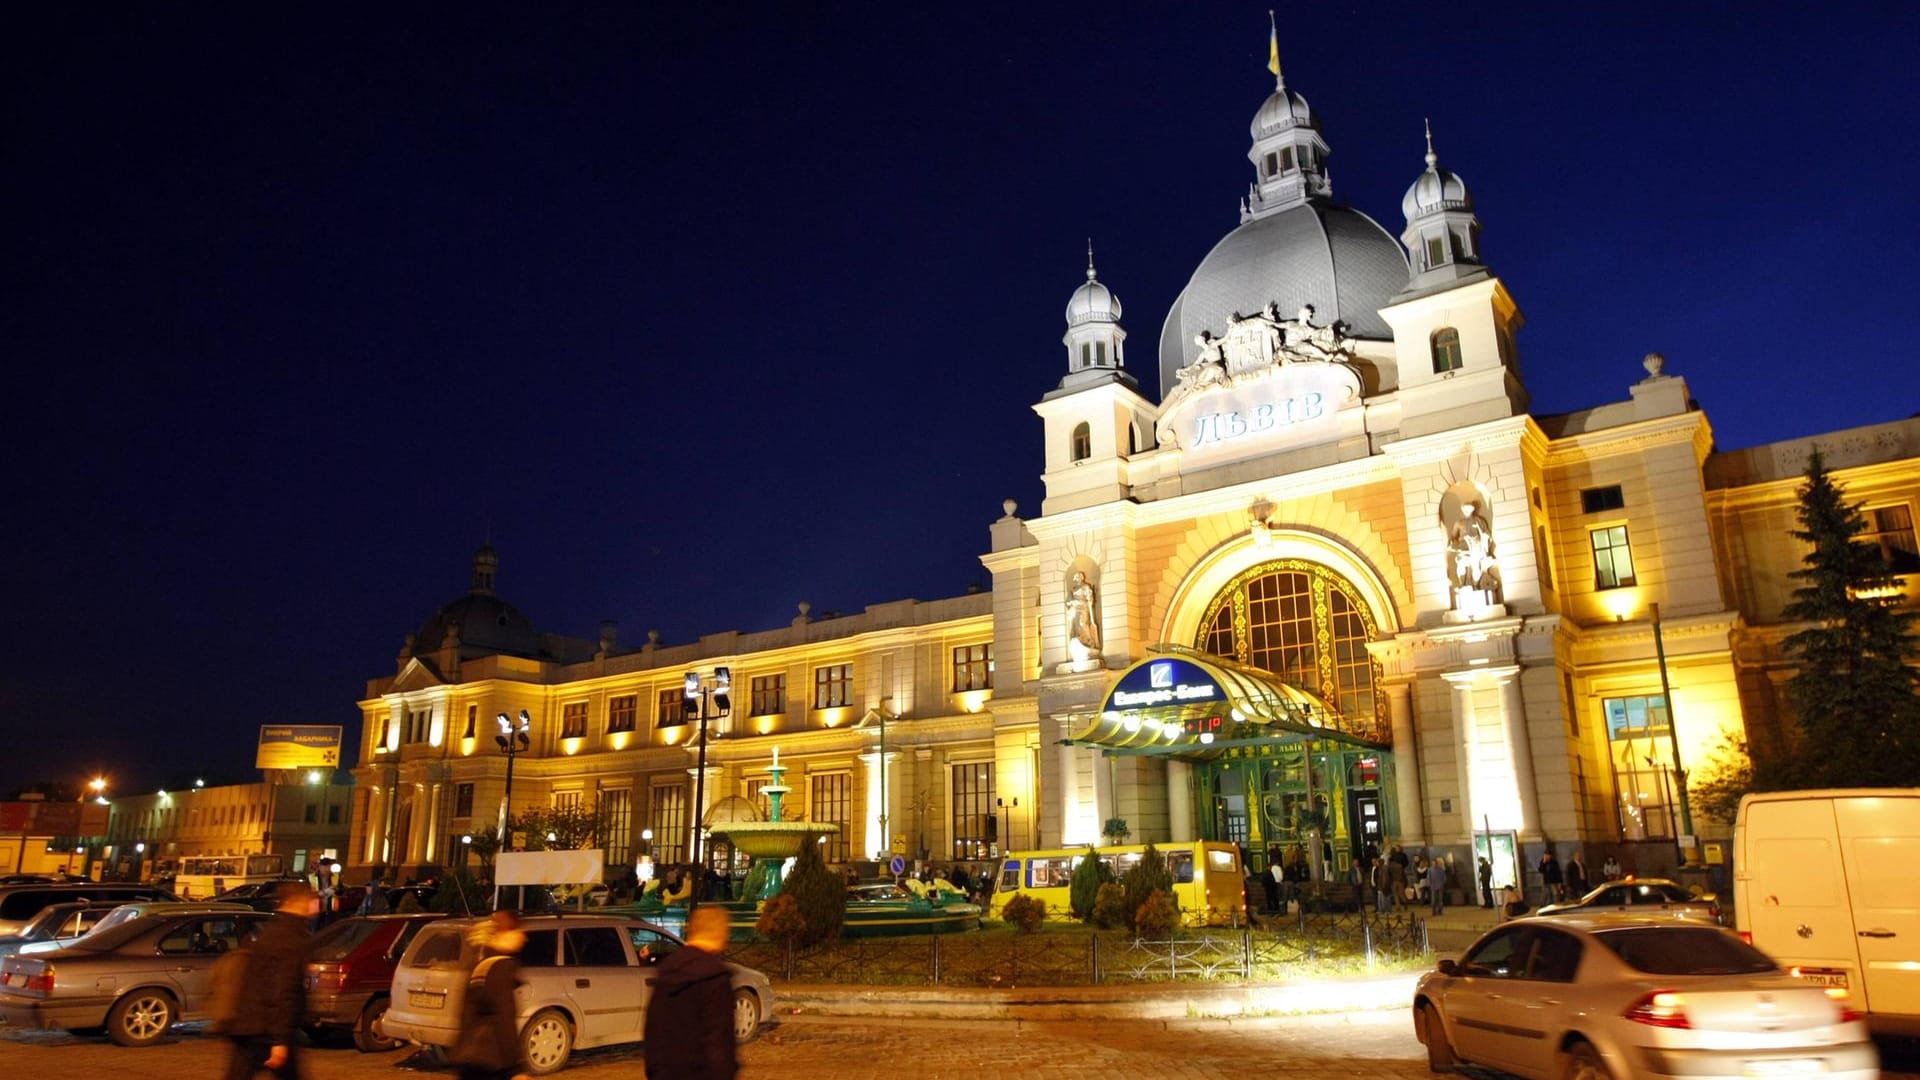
[
  {"left": 1191, "top": 391, "right": 1326, "bottom": 447},
  {"left": 1103, "top": 658, "right": 1224, "bottom": 711}
]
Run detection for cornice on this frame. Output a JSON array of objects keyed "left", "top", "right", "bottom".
[
  {"left": 1383, "top": 415, "right": 1534, "bottom": 467},
  {"left": 1542, "top": 411, "right": 1707, "bottom": 465}
]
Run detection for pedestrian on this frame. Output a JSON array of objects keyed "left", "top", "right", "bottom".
[
  {"left": 644, "top": 904, "right": 739, "bottom": 1080},
  {"left": 214, "top": 879, "right": 315, "bottom": 1079},
  {"left": 1566, "top": 851, "right": 1590, "bottom": 899},
  {"left": 1370, "top": 857, "right": 1391, "bottom": 913},
  {"left": 1386, "top": 853, "right": 1409, "bottom": 909},
  {"left": 1477, "top": 857, "right": 1494, "bottom": 908},
  {"left": 448, "top": 910, "right": 529, "bottom": 1080},
  {"left": 1539, "top": 850, "right": 1564, "bottom": 903},
  {"left": 1425, "top": 856, "right": 1447, "bottom": 916},
  {"left": 1601, "top": 852, "right": 1623, "bottom": 881},
  {"left": 1261, "top": 846, "right": 1282, "bottom": 914},
  {"left": 1502, "top": 882, "right": 1528, "bottom": 920},
  {"left": 359, "top": 878, "right": 390, "bottom": 916}
]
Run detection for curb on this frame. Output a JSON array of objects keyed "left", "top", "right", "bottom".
[{"left": 769, "top": 971, "right": 1421, "bottom": 1023}]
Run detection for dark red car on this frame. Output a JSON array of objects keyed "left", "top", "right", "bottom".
[{"left": 304, "top": 913, "right": 444, "bottom": 1051}]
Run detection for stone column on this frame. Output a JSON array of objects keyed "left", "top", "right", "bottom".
[
  {"left": 1492, "top": 666, "right": 1542, "bottom": 840},
  {"left": 362, "top": 786, "right": 383, "bottom": 865},
  {"left": 1167, "top": 760, "right": 1194, "bottom": 842},
  {"left": 1387, "top": 681, "right": 1425, "bottom": 845},
  {"left": 1441, "top": 672, "right": 1478, "bottom": 846}
]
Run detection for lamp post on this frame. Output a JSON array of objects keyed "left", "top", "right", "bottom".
[
  {"left": 495, "top": 710, "right": 532, "bottom": 846},
  {"left": 997, "top": 796, "right": 1019, "bottom": 856},
  {"left": 683, "top": 668, "right": 732, "bottom": 869},
  {"left": 1649, "top": 603, "right": 1695, "bottom": 865},
  {"left": 638, "top": 828, "right": 654, "bottom": 883}
]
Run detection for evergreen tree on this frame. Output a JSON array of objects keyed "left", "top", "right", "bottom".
[
  {"left": 1067, "top": 845, "right": 1111, "bottom": 921},
  {"left": 779, "top": 833, "right": 846, "bottom": 947},
  {"left": 1777, "top": 447, "right": 1920, "bottom": 787}
]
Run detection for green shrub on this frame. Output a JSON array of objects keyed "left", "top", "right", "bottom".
[
  {"left": 1134, "top": 888, "right": 1179, "bottom": 939},
  {"left": 1067, "top": 846, "right": 1111, "bottom": 920},
  {"left": 754, "top": 893, "right": 807, "bottom": 944},
  {"left": 1090, "top": 881, "right": 1129, "bottom": 930},
  {"left": 780, "top": 834, "right": 846, "bottom": 947},
  {"left": 1000, "top": 893, "right": 1047, "bottom": 932},
  {"left": 1120, "top": 843, "right": 1173, "bottom": 932}
]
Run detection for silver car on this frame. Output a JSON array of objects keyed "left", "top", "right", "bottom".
[
  {"left": 1536, "top": 877, "right": 1724, "bottom": 925},
  {"left": 0, "top": 901, "right": 121, "bottom": 957},
  {"left": 0, "top": 909, "right": 275, "bottom": 1045},
  {"left": 380, "top": 914, "right": 772, "bottom": 1075},
  {"left": 1413, "top": 914, "right": 1877, "bottom": 1079}
]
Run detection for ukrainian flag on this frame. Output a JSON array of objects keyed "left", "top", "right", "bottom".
[{"left": 1267, "top": 18, "right": 1280, "bottom": 76}]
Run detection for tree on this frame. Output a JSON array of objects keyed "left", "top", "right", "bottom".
[
  {"left": 1067, "top": 845, "right": 1111, "bottom": 921},
  {"left": 513, "top": 805, "right": 599, "bottom": 851},
  {"left": 1118, "top": 844, "right": 1174, "bottom": 934},
  {"left": 779, "top": 834, "right": 845, "bottom": 947},
  {"left": 1776, "top": 447, "right": 1920, "bottom": 787}
]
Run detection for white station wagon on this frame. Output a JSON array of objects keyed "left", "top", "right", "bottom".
[{"left": 379, "top": 913, "right": 771, "bottom": 1074}]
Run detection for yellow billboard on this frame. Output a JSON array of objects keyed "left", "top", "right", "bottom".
[{"left": 255, "top": 724, "right": 344, "bottom": 770}]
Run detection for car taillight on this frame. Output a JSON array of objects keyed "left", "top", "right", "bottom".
[
  {"left": 1709, "top": 904, "right": 1722, "bottom": 923},
  {"left": 24, "top": 968, "right": 54, "bottom": 993},
  {"left": 1737, "top": 930, "right": 1754, "bottom": 945},
  {"left": 1624, "top": 990, "right": 1691, "bottom": 1028},
  {"left": 307, "top": 963, "right": 347, "bottom": 991},
  {"left": 1824, "top": 986, "right": 1866, "bottom": 1024}
]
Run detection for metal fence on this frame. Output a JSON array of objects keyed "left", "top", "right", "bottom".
[{"left": 724, "top": 911, "right": 1428, "bottom": 987}]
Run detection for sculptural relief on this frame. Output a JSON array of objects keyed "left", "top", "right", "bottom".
[{"left": 1065, "top": 570, "right": 1101, "bottom": 664}]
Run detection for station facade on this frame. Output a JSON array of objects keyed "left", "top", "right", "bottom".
[{"left": 348, "top": 60, "right": 1920, "bottom": 893}]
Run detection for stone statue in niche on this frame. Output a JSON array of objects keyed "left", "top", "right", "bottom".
[
  {"left": 1065, "top": 571, "right": 1102, "bottom": 664},
  {"left": 1447, "top": 499, "right": 1502, "bottom": 606}
]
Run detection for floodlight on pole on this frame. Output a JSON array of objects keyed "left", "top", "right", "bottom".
[{"left": 495, "top": 709, "right": 533, "bottom": 842}]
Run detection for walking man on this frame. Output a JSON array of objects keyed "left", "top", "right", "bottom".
[
  {"left": 1425, "top": 856, "right": 1447, "bottom": 916},
  {"left": 644, "top": 905, "right": 738, "bottom": 1079},
  {"left": 218, "top": 880, "right": 315, "bottom": 1079}
]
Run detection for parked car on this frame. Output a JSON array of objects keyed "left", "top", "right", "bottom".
[
  {"left": 380, "top": 913, "right": 772, "bottom": 1074},
  {"left": 303, "top": 913, "right": 445, "bottom": 1051},
  {"left": 0, "top": 908, "right": 276, "bottom": 1045},
  {"left": 0, "top": 900, "right": 122, "bottom": 957},
  {"left": 1412, "top": 914, "right": 1877, "bottom": 1079},
  {"left": 1534, "top": 876, "right": 1723, "bottom": 924},
  {"left": 1736, "top": 787, "right": 1920, "bottom": 1034},
  {"left": 0, "top": 883, "right": 180, "bottom": 936},
  {"left": 24, "top": 900, "right": 256, "bottom": 954}
]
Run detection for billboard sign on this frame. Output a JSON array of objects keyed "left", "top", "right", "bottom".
[{"left": 256, "top": 724, "right": 344, "bottom": 770}]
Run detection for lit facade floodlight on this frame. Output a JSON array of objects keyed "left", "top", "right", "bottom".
[{"left": 713, "top": 666, "right": 731, "bottom": 714}]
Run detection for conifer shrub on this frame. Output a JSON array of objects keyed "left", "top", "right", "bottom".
[
  {"left": 754, "top": 893, "right": 807, "bottom": 944},
  {"left": 1119, "top": 843, "right": 1174, "bottom": 932},
  {"left": 1134, "top": 888, "right": 1180, "bottom": 939},
  {"left": 779, "top": 834, "right": 846, "bottom": 947},
  {"left": 1000, "top": 893, "right": 1047, "bottom": 932},
  {"left": 1067, "top": 846, "right": 1111, "bottom": 920},
  {"left": 1090, "top": 881, "right": 1129, "bottom": 930}
]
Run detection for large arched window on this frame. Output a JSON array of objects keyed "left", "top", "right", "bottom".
[
  {"left": 1070, "top": 422, "right": 1092, "bottom": 463},
  {"left": 1431, "top": 327, "right": 1463, "bottom": 374},
  {"left": 1195, "top": 560, "right": 1384, "bottom": 731}
]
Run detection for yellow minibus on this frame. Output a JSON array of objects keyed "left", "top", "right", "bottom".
[{"left": 987, "top": 841, "right": 1244, "bottom": 926}]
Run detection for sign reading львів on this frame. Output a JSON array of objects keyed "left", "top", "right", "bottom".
[{"left": 255, "top": 724, "right": 344, "bottom": 770}]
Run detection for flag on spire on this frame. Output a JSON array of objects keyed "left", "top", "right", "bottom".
[{"left": 1267, "top": 11, "right": 1281, "bottom": 77}]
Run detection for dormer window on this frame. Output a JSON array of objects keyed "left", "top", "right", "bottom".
[
  {"left": 1425, "top": 235, "right": 1446, "bottom": 269},
  {"left": 1263, "top": 151, "right": 1279, "bottom": 177},
  {"left": 1279, "top": 147, "right": 1295, "bottom": 173},
  {"left": 1070, "top": 422, "right": 1091, "bottom": 463},
  {"left": 1431, "top": 327, "right": 1463, "bottom": 374}
]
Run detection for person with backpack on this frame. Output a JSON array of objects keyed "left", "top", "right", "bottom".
[
  {"left": 213, "top": 880, "right": 316, "bottom": 1079},
  {"left": 449, "top": 909, "right": 530, "bottom": 1080}
]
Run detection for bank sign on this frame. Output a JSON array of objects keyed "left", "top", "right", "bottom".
[
  {"left": 1103, "top": 658, "right": 1225, "bottom": 712},
  {"left": 255, "top": 724, "right": 344, "bottom": 770}
]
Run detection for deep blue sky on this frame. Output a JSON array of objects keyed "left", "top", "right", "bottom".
[{"left": 5, "top": 3, "right": 1915, "bottom": 797}]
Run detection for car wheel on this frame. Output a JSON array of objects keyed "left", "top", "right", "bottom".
[
  {"left": 353, "top": 997, "right": 401, "bottom": 1053},
  {"left": 106, "top": 989, "right": 175, "bottom": 1046},
  {"left": 1563, "top": 1040, "right": 1614, "bottom": 1080},
  {"left": 732, "top": 988, "right": 762, "bottom": 1043},
  {"left": 520, "top": 1008, "right": 574, "bottom": 1075},
  {"left": 1417, "top": 1002, "right": 1455, "bottom": 1072}
]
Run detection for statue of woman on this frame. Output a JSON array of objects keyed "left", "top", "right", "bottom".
[{"left": 1066, "top": 571, "right": 1101, "bottom": 662}]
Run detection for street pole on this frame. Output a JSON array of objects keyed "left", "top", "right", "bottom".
[
  {"left": 693, "top": 693, "right": 709, "bottom": 868},
  {"left": 1649, "top": 604, "right": 1694, "bottom": 864},
  {"left": 877, "top": 705, "right": 887, "bottom": 861}
]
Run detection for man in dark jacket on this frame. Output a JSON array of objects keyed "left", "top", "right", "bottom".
[
  {"left": 644, "top": 904, "right": 737, "bottom": 1079},
  {"left": 449, "top": 909, "right": 529, "bottom": 1080},
  {"left": 221, "top": 880, "right": 315, "bottom": 1079}
]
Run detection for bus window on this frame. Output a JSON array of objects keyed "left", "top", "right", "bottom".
[
  {"left": 1111, "top": 853, "right": 1141, "bottom": 878},
  {"left": 999, "top": 861, "right": 1022, "bottom": 890},
  {"left": 1207, "top": 847, "right": 1238, "bottom": 873},
  {"left": 1027, "top": 857, "right": 1073, "bottom": 888},
  {"left": 1167, "top": 851, "right": 1194, "bottom": 884}
]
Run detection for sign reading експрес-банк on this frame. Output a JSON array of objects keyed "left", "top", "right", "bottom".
[
  {"left": 1102, "top": 657, "right": 1225, "bottom": 711},
  {"left": 255, "top": 724, "right": 344, "bottom": 770}
]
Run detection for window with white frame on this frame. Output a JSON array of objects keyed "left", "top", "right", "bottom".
[
  {"left": 1590, "top": 525, "right": 1636, "bottom": 589},
  {"left": 560, "top": 702, "right": 588, "bottom": 739},
  {"left": 810, "top": 772, "right": 850, "bottom": 863},
  {"left": 1865, "top": 504, "right": 1919, "bottom": 574},
  {"left": 607, "top": 694, "right": 638, "bottom": 734},
  {"left": 751, "top": 674, "right": 785, "bottom": 716},
  {"left": 952, "top": 643, "right": 993, "bottom": 692},
  {"left": 814, "top": 664, "right": 853, "bottom": 709}
]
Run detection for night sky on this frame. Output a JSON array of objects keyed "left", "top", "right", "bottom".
[{"left": 6, "top": 3, "right": 1916, "bottom": 798}]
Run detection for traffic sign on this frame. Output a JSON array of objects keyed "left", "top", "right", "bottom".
[{"left": 889, "top": 855, "right": 907, "bottom": 876}]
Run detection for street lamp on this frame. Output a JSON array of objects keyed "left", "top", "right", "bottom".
[
  {"left": 638, "top": 828, "right": 655, "bottom": 882},
  {"left": 683, "top": 668, "right": 732, "bottom": 868},
  {"left": 495, "top": 709, "right": 532, "bottom": 843},
  {"left": 997, "top": 796, "right": 1019, "bottom": 856}
]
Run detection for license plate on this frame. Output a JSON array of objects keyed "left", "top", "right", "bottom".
[
  {"left": 1742, "top": 1059, "right": 1823, "bottom": 1077},
  {"left": 408, "top": 990, "right": 444, "bottom": 1009},
  {"left": 1792, "top": 968, "right": 1849, "bottom": 989}
]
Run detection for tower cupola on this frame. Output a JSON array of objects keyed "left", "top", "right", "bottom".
[
  {"left": 1062, "top": 241, "right": 1127, "bottom": 378},
  {"left": 1398, "top": 120, "right": 1486, "bottom": 293},
  {"left": 1243, "top": 32, "right": 1332, "bottom": 219}
]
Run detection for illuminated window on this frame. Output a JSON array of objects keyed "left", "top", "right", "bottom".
[
  {"left": 745, "top": 777, "right": 769, "bottom": 819},
  {"left": 561, "top": 702, "right": 588, "bottom": 739},
  {"left": 601, "top": 788, "right": 632, "bottom": 864},
  {"left": 1590, "top": 526, "right": 1636, "bottom": 589},
  {"left": 656, "top": 688, "right": 685, "bottom": 728},
  {"left": 1865, "top": 505, "right": 1920, "bottom": 574},
  {"left": 952, "top": 643, "right": 993, "bottom": 692},
  {"left": 1070, "top": 422, "right": 1091, "bottom": 463},
  {"left": 552, "top": 790, "right": 582, "bottom": 813},
  {"left": 814, "top": 664, "right": 853, "bottom": 709},
  {"left": 454, "top": 783, "right": 474, "bottom": 818},
  {"left": 810, "top": 772, "right": 851, "bottom": 863},
  {"left": 649, "top": 783, "right": 686, "bottom": 865},
  {"left": 1581, "top": 485, "right": 1625, "bottom": 514},
  {"left": 1196, "top": 560, "right": 1383, "bottom": 734},
  {"left": 1603, "top": 695, "right": 1674, "bottom": 840},
  {"left": 951, "top": 762, "right": 995, "bottom": 860},
  {"left": 607, "top": 694, "right": 637, "bottom": 734},
  {"left": 751, "top": 674, "right": 785, "bottom": 716},
  {"left": 1431, "top": 327, "right": 1462, "bottom": 373}
]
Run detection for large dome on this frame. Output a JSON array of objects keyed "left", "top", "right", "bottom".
[
  {"left": 1156, "top": 202, "right": 1409, "bottom": 395},
  {"left": 412, "top": 593, "right": 545, "bottom": 659}
]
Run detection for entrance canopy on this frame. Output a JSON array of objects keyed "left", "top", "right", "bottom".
[{"left": 1066, "top": 646, "right": 1386, "bottom": 757}]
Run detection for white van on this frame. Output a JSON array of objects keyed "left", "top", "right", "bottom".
[{"left": 1735, "top": 788, "right": 1920, "bottom": 1034}]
